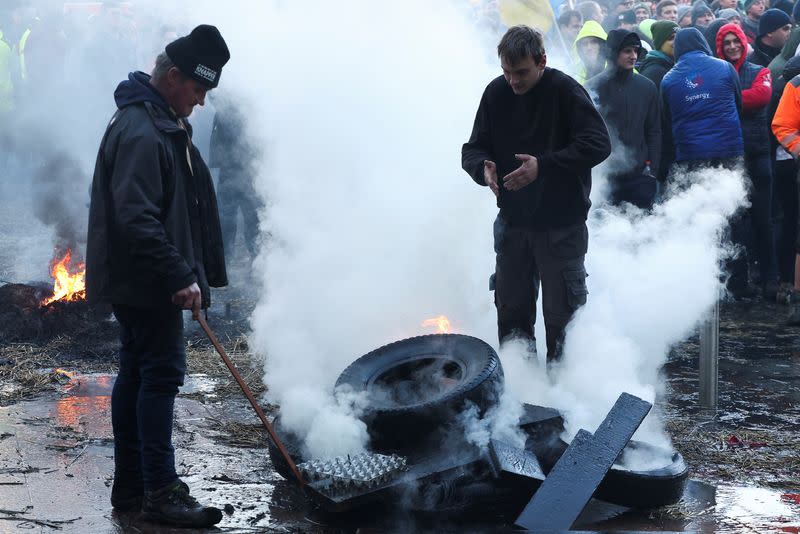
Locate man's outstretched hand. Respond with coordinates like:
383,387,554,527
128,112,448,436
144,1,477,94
484,160,499,197
503,154,539,191
172,282,201,319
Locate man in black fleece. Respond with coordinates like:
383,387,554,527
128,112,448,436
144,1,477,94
462,25,611,363
587,29,661,208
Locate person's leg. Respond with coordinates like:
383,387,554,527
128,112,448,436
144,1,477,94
240,188,261,260
493,214,539,349
534,222,589,363
136,309,222,527
789,165,800,324
775,159,798,287
216,172,238,259
746,154,777,295
133,306,186,492
110,305,144,509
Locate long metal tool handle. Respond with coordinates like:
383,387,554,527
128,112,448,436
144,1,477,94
195,315,305,486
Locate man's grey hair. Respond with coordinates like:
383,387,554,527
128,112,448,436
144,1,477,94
497,25,546,65
151,51,177,84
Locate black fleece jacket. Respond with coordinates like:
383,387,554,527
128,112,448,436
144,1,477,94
462,68,611,229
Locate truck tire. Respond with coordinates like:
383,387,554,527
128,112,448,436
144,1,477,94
335,334,503,451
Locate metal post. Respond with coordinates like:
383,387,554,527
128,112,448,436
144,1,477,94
699,299,719,412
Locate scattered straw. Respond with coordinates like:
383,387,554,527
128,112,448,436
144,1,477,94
666,419,800,488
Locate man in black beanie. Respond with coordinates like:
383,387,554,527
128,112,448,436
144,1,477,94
750,8,792,67
86,24,230,528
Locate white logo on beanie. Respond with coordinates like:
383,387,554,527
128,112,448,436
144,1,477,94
194,64,217,83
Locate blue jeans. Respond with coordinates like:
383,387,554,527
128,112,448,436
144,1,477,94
111,304,186,492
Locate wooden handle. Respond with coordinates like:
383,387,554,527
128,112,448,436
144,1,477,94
196,315,305,486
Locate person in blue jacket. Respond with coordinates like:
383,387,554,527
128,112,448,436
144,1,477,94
661,27,744,168
661,27,752,296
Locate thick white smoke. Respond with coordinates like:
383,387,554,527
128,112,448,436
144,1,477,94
238,1,500,458
501,167,748,449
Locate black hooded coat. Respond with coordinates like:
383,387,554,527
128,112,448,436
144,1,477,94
86,71,228,309
586,30,662,178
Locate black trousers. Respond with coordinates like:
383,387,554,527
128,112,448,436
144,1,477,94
773,158,798,283
493,215,589,362
744,153,776,286
111,304,186,492
217,169,261,260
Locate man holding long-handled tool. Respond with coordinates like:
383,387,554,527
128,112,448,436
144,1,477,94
86,25,230,528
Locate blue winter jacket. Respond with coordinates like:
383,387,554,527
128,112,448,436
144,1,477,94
661,28,743,162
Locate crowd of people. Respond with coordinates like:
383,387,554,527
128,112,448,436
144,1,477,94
472,0,800,325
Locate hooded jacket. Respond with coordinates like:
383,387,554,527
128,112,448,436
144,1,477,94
771,56,800,157
639,50,674,91
86,71,228,309
573,21,608,84
768,26,800,79
661,28,744,162
586,30,662,177
772,70,800,157
462,68,611,229
716,23,772,155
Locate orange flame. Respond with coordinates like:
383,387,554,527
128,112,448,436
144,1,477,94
53,368,76,379
41,249,86,306
422,315,452,334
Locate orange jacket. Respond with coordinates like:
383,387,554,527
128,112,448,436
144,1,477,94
772,75,800,157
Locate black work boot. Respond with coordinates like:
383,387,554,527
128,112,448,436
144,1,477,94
142,481,222,528
111,478,144,512
788,291,800,326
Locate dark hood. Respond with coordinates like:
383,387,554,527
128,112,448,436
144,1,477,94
783,55,800,81
703,19,728,50
114,71,171,113
674,27,713,60
605,29,642,61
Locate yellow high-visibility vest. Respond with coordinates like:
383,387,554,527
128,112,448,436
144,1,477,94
18,28,30,81
0,30,13,113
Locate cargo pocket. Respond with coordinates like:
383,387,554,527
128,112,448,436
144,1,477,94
563,268,588,310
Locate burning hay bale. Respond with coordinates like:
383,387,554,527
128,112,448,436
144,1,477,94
0,282,114,345
0,250,116,348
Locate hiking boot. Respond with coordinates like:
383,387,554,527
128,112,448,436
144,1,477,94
788,292,800,326
142,481,222,528
110,479,143,512
777,283,794,305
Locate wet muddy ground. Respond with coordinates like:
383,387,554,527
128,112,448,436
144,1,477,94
1,295,800,532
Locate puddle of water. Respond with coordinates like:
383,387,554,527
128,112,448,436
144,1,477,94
713,486,800,532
